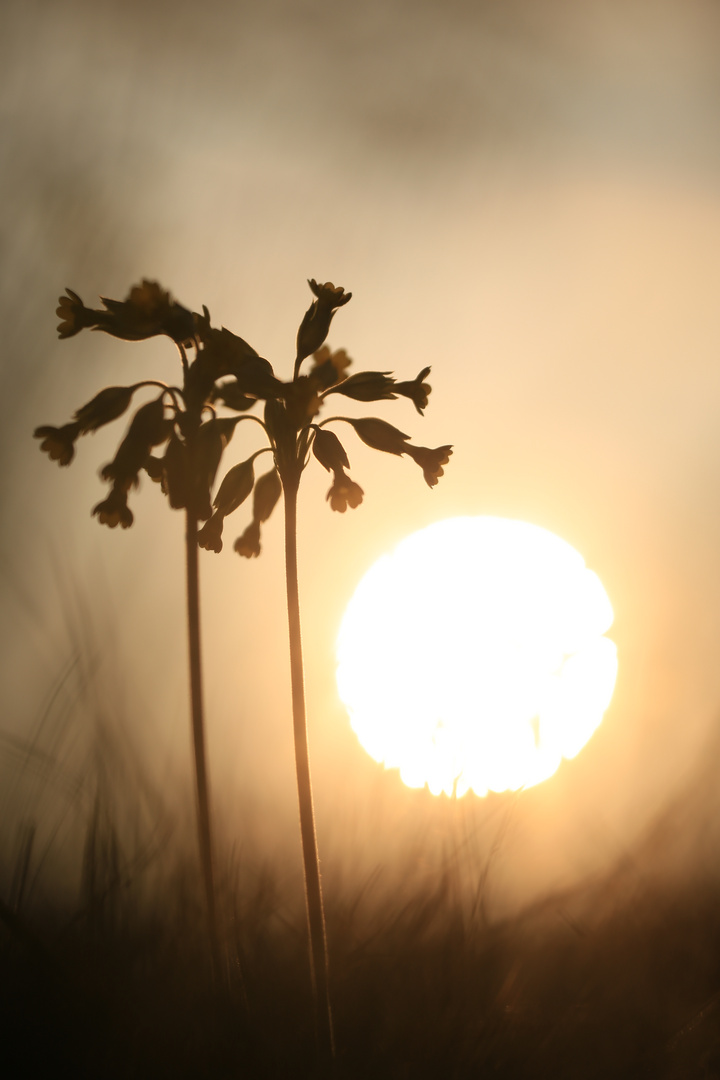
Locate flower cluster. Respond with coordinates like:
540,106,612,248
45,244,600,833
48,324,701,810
36,277,452,550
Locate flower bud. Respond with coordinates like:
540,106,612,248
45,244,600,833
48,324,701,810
347,417,410,456
74,385,136,434
324,371,396,403
213,457,255,516
252,468,282,523
312,428,350,473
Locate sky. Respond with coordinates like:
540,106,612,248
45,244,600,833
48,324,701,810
3,0,720,914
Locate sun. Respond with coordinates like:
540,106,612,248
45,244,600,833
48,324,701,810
336,517,617,797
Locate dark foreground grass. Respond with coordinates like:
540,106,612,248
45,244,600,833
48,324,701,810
2,840,720,1080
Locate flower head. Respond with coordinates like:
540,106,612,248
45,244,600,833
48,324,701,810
326,467,364,513
395,367,432,415
403,443,453,487
34,422,81,466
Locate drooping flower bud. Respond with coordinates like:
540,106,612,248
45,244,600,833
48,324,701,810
347,417,410,456
252,468,282,523
323,370,397,403
213,457,256,517
74,385,137,434
312,428,350,473
197,511,225,553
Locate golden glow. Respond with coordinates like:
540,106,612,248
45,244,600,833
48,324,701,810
336,517,617,797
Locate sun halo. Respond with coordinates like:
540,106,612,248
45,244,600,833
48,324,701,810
336,517,617,798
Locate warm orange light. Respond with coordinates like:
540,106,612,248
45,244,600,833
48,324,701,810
336,517,617,796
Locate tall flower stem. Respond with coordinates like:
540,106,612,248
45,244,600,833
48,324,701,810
185,507,222,983
283,476,335,1075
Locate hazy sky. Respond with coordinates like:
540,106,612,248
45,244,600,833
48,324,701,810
3,0,720,911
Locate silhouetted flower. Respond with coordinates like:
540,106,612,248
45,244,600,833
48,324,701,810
324,371,397,403
326,468,364,513
33,422,81,466
100,397,171,490
92,485,133,529
403,443,453,487
234,519,261,558
395,367,432,415
98,280,195,343
347,417,410,455
56,289,97,339
74,385,137,434
197,511,225,553
296,280,352,363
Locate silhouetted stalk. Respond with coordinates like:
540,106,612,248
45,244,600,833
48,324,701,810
185,506,221,982
283,474,335,1074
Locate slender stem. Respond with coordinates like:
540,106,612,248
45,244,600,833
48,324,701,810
185,507,222,983
283,477,335,1075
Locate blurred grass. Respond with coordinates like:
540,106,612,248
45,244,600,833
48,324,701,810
2,636,720,1078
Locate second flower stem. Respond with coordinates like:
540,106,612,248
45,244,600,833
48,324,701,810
185,507,222,983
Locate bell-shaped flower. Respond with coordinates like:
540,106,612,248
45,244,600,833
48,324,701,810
394,367,432,415
234,519,262,558
197,510,225,553
56,290,100,339
326,466,364,513
74,385,137,434
34,422,81,466
101,397,171,491
323,370,397,403
312,427,350,473
92,484,134,529
296,279,352,364
346,417,410,456
403,443,453,487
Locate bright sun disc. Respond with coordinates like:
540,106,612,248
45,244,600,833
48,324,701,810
336,517,617,797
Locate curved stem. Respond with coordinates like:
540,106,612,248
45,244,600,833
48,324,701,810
283,477,335,1075
185,507,222,983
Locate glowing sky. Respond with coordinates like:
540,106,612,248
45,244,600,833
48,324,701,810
3,0,720,905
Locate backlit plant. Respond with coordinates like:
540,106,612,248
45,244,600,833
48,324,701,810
35,277,452,1071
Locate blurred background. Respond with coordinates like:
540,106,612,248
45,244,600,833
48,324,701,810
3,0,720,919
